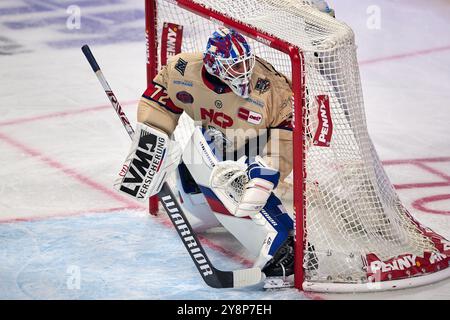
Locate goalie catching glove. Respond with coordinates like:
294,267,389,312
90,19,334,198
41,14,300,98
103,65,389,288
114,122,181,201
210,156,280,218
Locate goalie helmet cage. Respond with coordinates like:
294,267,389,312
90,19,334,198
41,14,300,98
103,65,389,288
144,0,450,292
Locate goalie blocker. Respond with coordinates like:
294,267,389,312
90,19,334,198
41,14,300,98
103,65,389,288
115,122,181,200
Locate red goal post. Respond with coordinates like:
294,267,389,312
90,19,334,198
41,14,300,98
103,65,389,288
146,0,160,216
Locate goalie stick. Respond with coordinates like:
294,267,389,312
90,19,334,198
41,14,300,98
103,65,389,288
81,44,264,289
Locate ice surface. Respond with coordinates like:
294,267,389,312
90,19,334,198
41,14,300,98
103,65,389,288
0,0,449,299
0,210,306,299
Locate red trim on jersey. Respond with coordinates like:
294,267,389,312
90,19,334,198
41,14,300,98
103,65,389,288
143,82,183,114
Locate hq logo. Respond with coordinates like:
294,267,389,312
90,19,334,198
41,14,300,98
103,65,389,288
200,108,233,129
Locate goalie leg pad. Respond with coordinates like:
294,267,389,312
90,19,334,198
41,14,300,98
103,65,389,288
179,127,294,269
260,195,293,257
253,194,294,269
114,122,181,201
175,162,221,232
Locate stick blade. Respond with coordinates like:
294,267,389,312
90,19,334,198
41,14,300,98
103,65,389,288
232,268,264,288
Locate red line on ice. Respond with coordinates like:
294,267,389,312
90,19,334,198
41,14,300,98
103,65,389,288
382,157,450,165
383,156,450,189
360,45,450,66
0,131,137,207
412,195,450,216
0,100,138,127
413,162,450,182
394,182,450,190
0,206,143,224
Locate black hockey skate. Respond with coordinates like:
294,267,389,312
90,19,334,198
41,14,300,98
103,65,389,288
262,236,295,289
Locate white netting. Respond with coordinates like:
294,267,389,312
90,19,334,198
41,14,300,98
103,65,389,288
210,161,249,203
151,0,450,289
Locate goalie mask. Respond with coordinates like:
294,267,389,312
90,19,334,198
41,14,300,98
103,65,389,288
203,27,255,98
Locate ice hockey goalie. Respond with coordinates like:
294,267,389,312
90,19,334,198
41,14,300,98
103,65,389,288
116,25,309,283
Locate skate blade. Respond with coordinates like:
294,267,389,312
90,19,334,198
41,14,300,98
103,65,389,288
263,275,295,290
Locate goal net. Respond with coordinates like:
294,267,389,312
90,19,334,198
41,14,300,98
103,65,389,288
145,0,450,292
